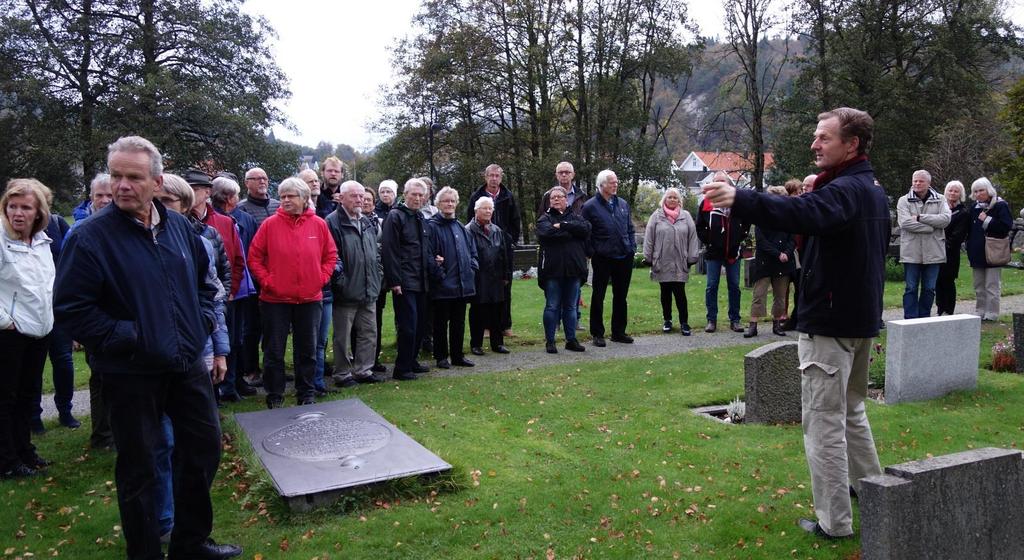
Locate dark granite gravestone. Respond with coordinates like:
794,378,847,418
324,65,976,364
744,341,801,424
1014,313,1024,373
234,398,451,512
860,447,1024,560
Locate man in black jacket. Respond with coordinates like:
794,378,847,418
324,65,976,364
54,136,241,559
381,178,432,380
466,164,521,333
703,107,886,541
582,169,636,346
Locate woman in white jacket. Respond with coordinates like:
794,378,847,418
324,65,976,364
0,179,55,479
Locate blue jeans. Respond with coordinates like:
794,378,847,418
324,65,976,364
32,322,75,421
315,299,332,391
903,263,940,319
544,277,581,343
705,259,741,323
154,415,175,537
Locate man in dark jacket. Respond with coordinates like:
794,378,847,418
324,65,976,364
54,136,241,560
236,167,280,229
328,181,385,386
582,169,636,347
466,164,521,333
315,156,344,219
697,172,749,333
539,161,588,216
381,178,432,380
703,107,886,541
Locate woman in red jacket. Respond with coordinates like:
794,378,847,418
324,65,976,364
248,177,338,408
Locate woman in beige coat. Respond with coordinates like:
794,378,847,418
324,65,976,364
644,188,701,335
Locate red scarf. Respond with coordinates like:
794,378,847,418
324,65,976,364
811,155,868,191
662,204,680,224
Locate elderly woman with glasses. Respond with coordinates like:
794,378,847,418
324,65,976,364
248,177,338,408
536,186,591,354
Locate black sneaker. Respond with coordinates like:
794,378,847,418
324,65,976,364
662,320,672,333
565,340,585,352
370,362,388,373
470,347,485,356
609,334,634,344
545,342,558,354
393,371,419,381
356,374,385,384
592,337,606,347
680,324,692,336
436,359,451,369
412,362,431,374
491,345,510,354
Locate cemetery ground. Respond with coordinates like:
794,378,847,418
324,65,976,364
6,301,1023,558
37,258,1024,393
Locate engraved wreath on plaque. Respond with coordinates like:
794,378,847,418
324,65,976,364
262,413,392,461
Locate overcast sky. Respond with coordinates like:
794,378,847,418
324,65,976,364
243,0,1024,152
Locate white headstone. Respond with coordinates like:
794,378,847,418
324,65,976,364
884,314,980,404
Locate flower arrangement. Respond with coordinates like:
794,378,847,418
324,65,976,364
991,333,1016,372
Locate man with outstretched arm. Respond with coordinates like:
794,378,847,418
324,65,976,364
702,107,886,540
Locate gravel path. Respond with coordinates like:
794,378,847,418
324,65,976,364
39,295,1021,420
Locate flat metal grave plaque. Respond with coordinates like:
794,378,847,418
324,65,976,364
234,398,451,511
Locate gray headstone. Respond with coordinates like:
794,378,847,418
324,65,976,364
743,341,801,424
234,398,451,512
860,447,1024,560
884,314,980,404
1013,313,1024,373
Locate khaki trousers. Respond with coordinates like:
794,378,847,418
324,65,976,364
332,301,378,381
798,333,882,537
972,267,1002,320
750,275,789,319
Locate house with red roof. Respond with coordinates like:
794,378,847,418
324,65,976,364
674,151,775,192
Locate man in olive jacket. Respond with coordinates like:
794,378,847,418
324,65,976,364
328,181,385,386
703,107,886,541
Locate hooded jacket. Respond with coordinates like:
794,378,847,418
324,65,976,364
248,207,337,304
327,209,382,305
466,184,521,246
427,214,478,300
897,187,951,265
382,203,432,292
0,226,54,338
730,159,889,338
54,201,216,374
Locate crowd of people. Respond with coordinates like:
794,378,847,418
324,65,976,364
1,110,1020,555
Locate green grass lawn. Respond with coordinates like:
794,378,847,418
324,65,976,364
8,320,1023,559
42,258,1024,394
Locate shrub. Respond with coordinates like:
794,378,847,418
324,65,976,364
885,258,905,282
